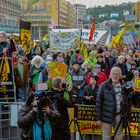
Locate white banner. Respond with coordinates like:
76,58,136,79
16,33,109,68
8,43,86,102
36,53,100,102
50,29,81,52
81,29,107,44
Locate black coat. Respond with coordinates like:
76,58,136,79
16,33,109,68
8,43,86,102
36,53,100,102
113,63,128,76
83,85,99,105
50,89,73,140
18,96,60,140
96,79,119,124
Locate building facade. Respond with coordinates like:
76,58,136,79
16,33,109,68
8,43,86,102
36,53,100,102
131,1,140,21
21,0,76,39
74,4,86,29
0,0,21,33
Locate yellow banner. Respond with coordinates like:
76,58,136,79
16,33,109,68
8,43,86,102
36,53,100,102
13,35,21,44
48,62,68,79
69,105,140,136
20,29,31,54
134,78,140,91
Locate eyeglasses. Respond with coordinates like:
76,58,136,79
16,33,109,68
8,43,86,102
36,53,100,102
111,73,121,76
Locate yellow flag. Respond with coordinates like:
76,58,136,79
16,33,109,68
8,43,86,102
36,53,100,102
109,27,126,48
43,35,47,41
80,40,88,60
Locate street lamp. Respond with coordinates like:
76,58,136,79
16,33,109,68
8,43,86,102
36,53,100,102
58,0,60,28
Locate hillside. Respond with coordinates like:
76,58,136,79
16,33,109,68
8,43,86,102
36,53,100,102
87,2,136,23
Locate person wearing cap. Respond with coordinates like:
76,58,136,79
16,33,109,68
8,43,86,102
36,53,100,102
69,60,86,96
93,64,107,86
83,75,99,105
87,50,97,69
37,55,53,89
96,54,109,75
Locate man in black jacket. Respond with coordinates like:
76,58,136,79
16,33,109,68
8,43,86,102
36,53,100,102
50,77,73,140
96,67,124,140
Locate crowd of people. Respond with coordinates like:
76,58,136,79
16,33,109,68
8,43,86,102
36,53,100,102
0,30,140,140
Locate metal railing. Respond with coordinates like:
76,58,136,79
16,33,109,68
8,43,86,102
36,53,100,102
0,102,24,140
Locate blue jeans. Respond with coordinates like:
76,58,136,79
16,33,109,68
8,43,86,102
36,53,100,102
18,87,28,102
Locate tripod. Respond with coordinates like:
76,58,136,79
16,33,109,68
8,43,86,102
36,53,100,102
68,117,83,140
112,93,132,140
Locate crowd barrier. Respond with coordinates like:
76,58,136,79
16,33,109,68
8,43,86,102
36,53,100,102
0,102,23,140
0,102,140,140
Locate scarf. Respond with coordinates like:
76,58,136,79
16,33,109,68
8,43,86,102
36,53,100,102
33,118,52,140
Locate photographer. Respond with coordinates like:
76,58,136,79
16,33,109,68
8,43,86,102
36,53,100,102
18,91,60,140
50,77,73,140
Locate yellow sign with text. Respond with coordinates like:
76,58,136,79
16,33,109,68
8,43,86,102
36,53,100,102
134,78,140,91
69,105,140,136
20,29,31,54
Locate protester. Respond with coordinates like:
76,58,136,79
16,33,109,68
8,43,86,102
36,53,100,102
96,67,128,140
29,55,44,90
81,61,92,84
69,60,86,96
92,64,107,86
114,55,128,79
83,75,98,105
13,55,29,101
0,31,11,58
96,54,108,74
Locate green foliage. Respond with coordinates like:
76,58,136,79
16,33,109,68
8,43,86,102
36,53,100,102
87,2,136,23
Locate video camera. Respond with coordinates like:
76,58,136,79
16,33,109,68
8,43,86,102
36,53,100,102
34,90,53,108
121,81,133,95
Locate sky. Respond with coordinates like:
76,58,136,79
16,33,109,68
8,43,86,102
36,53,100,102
67,0,138,8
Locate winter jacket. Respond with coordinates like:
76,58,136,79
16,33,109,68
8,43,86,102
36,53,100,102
96,79,121,124
113,62,128,76
50,89,73,140
83,85,99,105
69,69,86,95
18,96,60,140
0,42,10,58
97,72,107,86
13,62,29,88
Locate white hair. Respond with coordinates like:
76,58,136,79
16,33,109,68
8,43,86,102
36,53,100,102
31,55,43,66
111,67,122,74
81,61,90,69
118,55,125,61
0,31,6,38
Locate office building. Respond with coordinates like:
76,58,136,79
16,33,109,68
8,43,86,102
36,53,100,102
21,0,77,39
74,4,86,29
0,0,21,33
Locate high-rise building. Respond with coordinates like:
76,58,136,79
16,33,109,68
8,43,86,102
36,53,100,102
21,0,76,39
74,4,86,29
132,1,140,21
0,0,21,33
67,1,77,28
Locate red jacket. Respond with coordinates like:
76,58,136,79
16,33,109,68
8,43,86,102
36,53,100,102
86,72,107,86
97,72,107,86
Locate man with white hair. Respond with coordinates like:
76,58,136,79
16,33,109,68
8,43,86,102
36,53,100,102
96,67,124,140
113,55,128,77
29,55,44,90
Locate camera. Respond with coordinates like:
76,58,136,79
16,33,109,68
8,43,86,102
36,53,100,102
62,82,68,89
121,81,133,95
34,90,52,108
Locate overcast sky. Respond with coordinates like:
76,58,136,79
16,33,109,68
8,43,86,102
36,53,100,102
67,0,138,8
